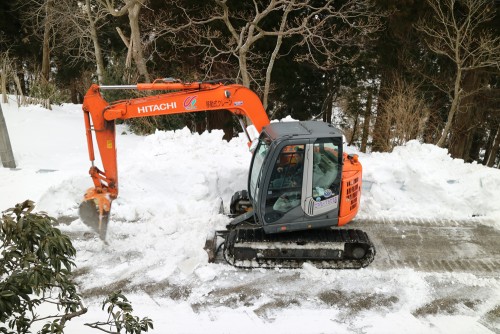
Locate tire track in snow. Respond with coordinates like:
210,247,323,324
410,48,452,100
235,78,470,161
351,217,500,276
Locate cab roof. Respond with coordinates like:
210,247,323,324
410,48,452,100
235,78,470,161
262,121,343,141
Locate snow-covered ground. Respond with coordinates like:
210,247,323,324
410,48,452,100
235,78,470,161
1,97,499,333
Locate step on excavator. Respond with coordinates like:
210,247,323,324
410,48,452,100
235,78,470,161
80,78,375,269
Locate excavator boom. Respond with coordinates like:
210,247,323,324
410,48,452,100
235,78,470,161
80,79,270,238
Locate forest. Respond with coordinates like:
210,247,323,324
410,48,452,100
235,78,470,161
0,0,499,167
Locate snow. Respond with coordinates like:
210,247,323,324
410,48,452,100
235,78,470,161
358,142,500,220
1,97,499,333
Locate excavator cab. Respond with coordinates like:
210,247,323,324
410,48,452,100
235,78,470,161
222,121,374,269
248,121,344,234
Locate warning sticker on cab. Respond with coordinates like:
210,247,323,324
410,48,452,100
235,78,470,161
314,195,338,208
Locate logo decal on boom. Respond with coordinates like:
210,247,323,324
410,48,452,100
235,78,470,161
137,102,177,114
184,96,197,110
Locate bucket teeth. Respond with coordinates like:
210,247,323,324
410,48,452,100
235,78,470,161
203,231,218,263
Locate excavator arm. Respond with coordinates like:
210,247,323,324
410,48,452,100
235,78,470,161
80,79,270,238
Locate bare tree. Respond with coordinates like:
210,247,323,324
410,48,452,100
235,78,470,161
379,77,430,150
98,0,151,82
415,0,500,147
0,52,26,106
52,0,109,84
15,0,57,82
155,0,383,110
84,0,108,84
17,0,110,85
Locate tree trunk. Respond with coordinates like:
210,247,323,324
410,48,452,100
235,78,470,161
448,71,482,160
86,0,105,84
436,67,462,147
0,104,16,168
349,110,360,146
238,49,250,88
468,130,482,163
263,38,281,111
482,123,497,165
447,106,472,159
322,75,336,124
0,61,7,104
323,91,333,124
128,1,150,83
207,110,233,141
423,96,443,144
13,73,25,106
70,80,78,104
262,2,292,111
194,114,206,135
486,124,500,167
41,0,53,82
372,74,390,152
18,70,26,95
360,90,373,153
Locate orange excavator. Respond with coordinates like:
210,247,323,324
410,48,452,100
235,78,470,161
80,78,375,269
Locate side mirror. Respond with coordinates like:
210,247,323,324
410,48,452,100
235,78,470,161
249,139,259,153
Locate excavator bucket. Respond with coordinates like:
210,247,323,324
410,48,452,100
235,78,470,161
78,188,112,240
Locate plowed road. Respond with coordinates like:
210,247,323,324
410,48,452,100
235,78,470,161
352,217,499,276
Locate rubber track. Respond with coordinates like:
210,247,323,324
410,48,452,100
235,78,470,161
223,228,376,269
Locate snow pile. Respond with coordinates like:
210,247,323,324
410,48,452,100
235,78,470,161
2,98,499,223
64,127,253,289
359,141,500,220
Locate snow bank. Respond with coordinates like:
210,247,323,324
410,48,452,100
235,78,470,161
359,141,500,220
2,98,499,223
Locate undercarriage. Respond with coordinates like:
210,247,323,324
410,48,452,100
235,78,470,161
220,227,375,269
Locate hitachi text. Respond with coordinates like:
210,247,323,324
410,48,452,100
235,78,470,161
137,102,177,113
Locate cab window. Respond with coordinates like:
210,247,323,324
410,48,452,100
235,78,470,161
265,145,305,221
249,138,270,200
312,141,340,201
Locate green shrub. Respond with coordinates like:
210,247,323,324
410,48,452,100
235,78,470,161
0,200,85,334
29,79,68,106
0,201,154,334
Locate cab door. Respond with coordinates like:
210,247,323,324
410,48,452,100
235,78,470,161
261,142,308,227
301,138,343,218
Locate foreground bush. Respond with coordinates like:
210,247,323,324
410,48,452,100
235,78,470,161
0,201,153,334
